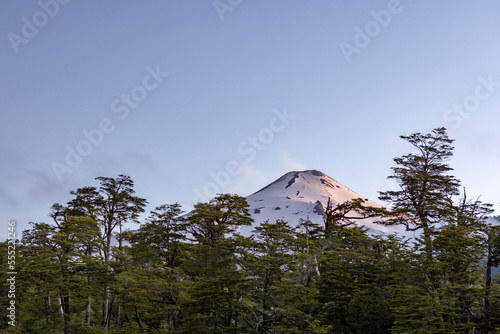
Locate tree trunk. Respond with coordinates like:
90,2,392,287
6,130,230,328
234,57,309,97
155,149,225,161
484,243,493,333
106,295,114,328
134,305,143,330
421,220,433,263
58,297,64,315
116,302,121,329
47,290,53,312
46,291,53,325
102,288,110,328
62,296,71,334
102,229,112,329
313,254,321,277
86,296,91,326
119,222,123,250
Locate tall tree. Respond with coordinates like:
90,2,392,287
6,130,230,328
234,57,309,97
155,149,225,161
66,174,147,329
239,219,325,333
317,224,394,333
187,193,253,245
378,127,460,261
117,203,189,331
483,217,500,332
127,203,187,268
430,194,491,332
181,194,252,333
379,128,494,332
20,216,101,334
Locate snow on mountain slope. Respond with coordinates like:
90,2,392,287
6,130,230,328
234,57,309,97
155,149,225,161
240,170,405,237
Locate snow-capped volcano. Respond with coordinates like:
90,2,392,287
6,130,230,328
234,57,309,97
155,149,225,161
242,170,404,236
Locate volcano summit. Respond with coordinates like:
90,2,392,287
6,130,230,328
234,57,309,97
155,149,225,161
242,170,404,236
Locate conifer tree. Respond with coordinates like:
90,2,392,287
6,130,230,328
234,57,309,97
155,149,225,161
116,203,189,331
239,219,326,333
65,174,147,329
378,127,460,262
379,128,494,332
127,203,188,268
317,225,394,333
181,194,252,333
20,216,101,334
483,217,500,332
187,193,253,245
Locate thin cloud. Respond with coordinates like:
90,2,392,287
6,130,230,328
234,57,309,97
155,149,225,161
279,152,306,171
224,152,307,197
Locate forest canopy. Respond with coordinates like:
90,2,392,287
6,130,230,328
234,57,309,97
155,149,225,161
2,128,500,334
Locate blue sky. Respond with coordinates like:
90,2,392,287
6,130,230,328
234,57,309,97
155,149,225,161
1,0,500,236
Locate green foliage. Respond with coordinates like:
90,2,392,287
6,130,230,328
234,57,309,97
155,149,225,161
238,219,321,333
187,193,253,245
317,225,394,333
15,217,104,334
127,203,188,268
376,128,498,333
179,194,252,333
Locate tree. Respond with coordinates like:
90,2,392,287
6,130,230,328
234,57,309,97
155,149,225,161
487,270,500,332
484,217,500,332
187,193,253,245
379,128,494,332
238,219,325,333
117,203,189,331
65,174,147,329
127,203,188,268
317,225,394,333
20,216,101,334
180,194,253,333
378,127,460,262
323,197,386,230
